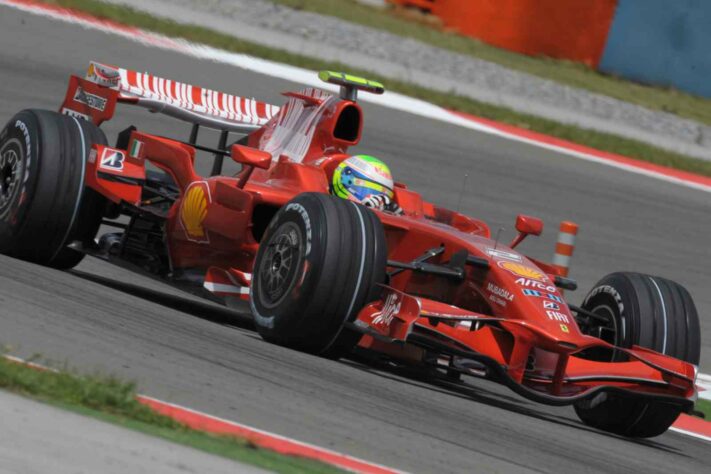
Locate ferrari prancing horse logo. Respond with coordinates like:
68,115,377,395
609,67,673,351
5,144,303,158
180,181,210,243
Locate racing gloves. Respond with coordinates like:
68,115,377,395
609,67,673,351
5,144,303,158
362,194,404,215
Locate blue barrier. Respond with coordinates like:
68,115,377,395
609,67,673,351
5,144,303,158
599,0,711,98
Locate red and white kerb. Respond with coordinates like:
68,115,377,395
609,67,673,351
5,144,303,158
552,221,578,277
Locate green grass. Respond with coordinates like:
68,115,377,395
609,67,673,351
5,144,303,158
37,0,711,177
272,0,711,127
0,356,342,474
695,399,711,420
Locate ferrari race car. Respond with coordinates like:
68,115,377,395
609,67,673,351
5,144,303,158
0,62,701,438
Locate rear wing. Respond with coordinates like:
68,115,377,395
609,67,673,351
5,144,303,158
60,62,280,133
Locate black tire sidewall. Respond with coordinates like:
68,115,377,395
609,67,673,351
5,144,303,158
582,272,699,362
581,276,632,349
251,197,324,339
0,112,42,250
250,193,386,355
576,271,700,437
0,110,107,267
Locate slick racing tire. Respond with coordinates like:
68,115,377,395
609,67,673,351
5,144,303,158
251,192,387,358
574,272,700,438
0,110,108,269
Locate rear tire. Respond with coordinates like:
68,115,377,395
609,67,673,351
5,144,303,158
574,272,700,437
250,192,387,357
0,110,108,269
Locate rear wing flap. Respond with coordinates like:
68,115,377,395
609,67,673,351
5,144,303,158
60,61,280,133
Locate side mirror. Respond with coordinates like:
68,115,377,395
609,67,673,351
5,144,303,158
509,214,543,248
232,144,272,188
515,214,543,236
231,144,271,170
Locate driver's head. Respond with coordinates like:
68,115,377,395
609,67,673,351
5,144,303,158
331,155,394,203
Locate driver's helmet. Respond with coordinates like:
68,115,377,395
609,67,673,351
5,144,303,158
331,155,394,203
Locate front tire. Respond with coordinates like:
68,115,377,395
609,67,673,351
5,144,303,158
250,193,387,357
0,110,108,269
574,272,700,438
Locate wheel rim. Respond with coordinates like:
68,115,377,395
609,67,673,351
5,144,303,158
257,221,304,309
0,139,23,219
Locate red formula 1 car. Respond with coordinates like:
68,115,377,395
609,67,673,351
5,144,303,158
0,63,701,438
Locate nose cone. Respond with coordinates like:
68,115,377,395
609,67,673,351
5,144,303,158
483,252,580,340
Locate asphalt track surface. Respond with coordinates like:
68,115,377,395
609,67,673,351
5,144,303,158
0,391,266,474
0,7,710,474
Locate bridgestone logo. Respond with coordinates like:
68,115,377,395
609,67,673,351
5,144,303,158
74,86,107,111
15,120,30,159
584,285,625,314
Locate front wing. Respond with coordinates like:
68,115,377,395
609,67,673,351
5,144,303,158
351,287,697,409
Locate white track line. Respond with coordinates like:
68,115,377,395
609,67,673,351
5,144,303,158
670,427,711,443
697,374,711,401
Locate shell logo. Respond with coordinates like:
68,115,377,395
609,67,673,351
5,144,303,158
180,182,210,243
498,261,546,281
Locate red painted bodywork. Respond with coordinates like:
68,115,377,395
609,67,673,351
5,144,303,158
63,71,697,408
